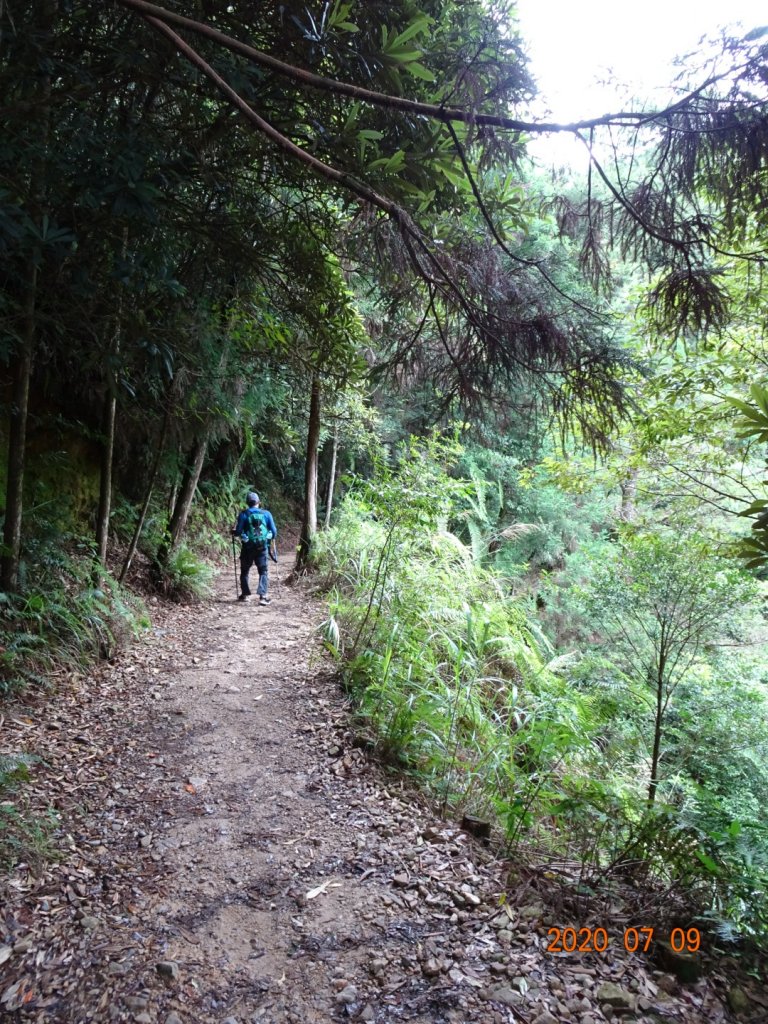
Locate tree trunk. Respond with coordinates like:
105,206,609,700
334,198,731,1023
647,658,666,805
1,0,55,592
158,431,208,564
95,229,127,573
296,375,321,569
619,467,639,522
167,469,179,519
119,403,171,582
94,385,117,570
0,268,36,592
324,424,339,529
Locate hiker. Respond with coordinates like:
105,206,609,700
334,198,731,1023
232,491,278,605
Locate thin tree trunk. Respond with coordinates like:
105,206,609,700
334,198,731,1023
296,375,321,569
167,470,179,519
95,229,127,572
158,431,209,564
647,655,666,805
1,0,55,592
95,383,118,570
324,423,338,529
619,467,639,522
1,267,36,592
119,403,171,582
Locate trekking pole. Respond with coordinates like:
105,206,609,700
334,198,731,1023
231,536,239,599
270,542,279,599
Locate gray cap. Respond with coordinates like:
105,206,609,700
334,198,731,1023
247,491,260,505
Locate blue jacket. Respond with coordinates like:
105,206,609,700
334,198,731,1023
234,506,277,544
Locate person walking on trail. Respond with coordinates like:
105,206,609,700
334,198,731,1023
233,491,278,605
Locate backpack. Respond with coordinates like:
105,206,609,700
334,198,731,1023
243,508,272,550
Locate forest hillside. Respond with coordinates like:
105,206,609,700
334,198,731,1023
1,2,768,1021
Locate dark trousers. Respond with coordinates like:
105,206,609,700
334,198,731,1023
240,543,268,597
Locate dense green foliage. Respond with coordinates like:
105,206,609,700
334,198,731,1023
316,438,768,940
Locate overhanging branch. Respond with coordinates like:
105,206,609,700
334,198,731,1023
116,0,733,137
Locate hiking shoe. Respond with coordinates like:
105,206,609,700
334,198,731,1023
259,596,271,605
237,594,250,602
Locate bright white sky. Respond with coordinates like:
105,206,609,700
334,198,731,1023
515,0,767,123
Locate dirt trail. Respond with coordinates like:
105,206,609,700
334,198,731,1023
1,562,758,1023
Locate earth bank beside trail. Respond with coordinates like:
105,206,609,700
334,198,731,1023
0,563,763,1023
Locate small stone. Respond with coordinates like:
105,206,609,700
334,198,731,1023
423,958,441,977
165,1015,184,1024
156,961,180,982
461,814,491,839
80,916,99,931
335,985,357,1005
487,985,523,1007
595,983,634,1010
727,986,750,1014
359,1006,375,1022
656,974,678,995
123,996,149,1012
654,940,701,982
519,903,544,920
534,1013,559,1024
392,873,410,887
13,938,32,953
135,1016,152,1024
221,1018,239,1024
460,888,481,906
140,835,152,849
188,776,207,790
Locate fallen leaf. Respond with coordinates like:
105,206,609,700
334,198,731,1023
305,879,342,900
1,977,34,1011
184,784,196,794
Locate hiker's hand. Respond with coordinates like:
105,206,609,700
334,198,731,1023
270,553,278,564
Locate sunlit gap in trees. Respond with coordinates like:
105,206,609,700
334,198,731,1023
514,0,767,168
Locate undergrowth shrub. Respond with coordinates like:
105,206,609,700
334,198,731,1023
158,545,214,601
314,434,768,945
0,753,56,870
314,435,602,844
0,538,147,695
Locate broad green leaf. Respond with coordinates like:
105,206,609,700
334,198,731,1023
404,61,436,82
749,382,768,417
388,16,431,48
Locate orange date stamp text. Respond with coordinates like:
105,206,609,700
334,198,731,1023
546,926,701,954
